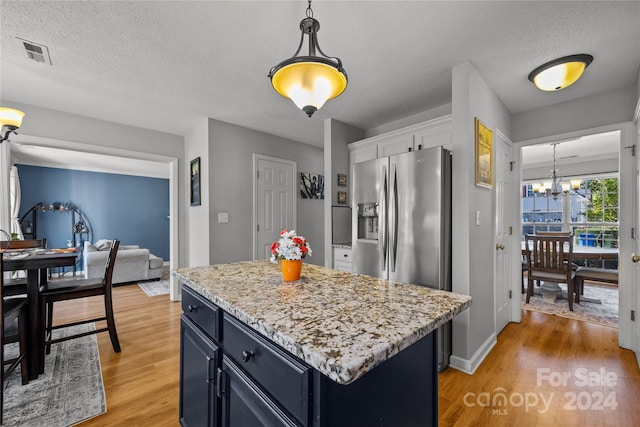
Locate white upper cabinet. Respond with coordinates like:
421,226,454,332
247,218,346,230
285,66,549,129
377,134,415,158
349,115,452,165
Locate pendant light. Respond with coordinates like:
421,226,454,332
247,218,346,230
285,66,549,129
0,107,26,143
528,54,593,91
268,0,347,117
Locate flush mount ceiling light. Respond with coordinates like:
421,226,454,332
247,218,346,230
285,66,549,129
528,54,593,91
268,0,347,117
0,107,25,143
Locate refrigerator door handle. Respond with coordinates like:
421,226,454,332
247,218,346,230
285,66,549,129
380,164,387,271
390,164,398,272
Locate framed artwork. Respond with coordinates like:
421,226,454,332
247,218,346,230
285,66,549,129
190,157,201,206
337,191,347,204
474,118,493,188
300,173,324,199
337,173,347,187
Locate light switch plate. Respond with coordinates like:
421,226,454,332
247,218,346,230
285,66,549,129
218,212,229,223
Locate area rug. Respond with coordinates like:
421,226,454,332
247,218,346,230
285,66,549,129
138,279,170,296
521,282,618,328
2,323,106,426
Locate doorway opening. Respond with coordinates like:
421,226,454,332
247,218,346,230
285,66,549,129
519,130,621,329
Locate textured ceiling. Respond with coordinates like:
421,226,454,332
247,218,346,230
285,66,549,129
1,1,639,157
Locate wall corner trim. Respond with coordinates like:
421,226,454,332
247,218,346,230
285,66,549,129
449,333,497,374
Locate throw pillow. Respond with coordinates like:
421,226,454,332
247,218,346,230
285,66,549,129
85,242,98,252
94,239,113,251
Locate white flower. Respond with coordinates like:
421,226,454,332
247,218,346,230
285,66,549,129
270,229,312,263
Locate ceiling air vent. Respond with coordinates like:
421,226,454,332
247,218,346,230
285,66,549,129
16,37,52,65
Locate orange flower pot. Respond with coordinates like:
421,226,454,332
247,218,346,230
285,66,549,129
281,259,302,281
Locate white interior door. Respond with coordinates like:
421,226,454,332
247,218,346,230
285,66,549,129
495,130,513,334
253,154,296,260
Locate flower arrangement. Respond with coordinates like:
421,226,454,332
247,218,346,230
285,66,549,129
270,229,312,263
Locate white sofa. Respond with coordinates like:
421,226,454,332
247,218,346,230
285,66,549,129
83,240,164,284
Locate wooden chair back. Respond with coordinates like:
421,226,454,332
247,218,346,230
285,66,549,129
524,233,578,310
536,231,571,236
525,234,574,275
41,239,121,354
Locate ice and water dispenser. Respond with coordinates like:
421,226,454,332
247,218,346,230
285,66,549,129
357,202,379,240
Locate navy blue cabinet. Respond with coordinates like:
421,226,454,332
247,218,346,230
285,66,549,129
179,285,438,427
180,317,220,427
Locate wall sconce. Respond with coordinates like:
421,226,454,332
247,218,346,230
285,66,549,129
0,107,26,143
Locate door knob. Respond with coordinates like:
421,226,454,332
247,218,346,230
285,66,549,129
496,244,505,250
632,253,640,263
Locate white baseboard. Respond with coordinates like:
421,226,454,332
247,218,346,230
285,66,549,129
449,332,497,375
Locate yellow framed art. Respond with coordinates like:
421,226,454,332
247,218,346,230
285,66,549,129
474,118,493,188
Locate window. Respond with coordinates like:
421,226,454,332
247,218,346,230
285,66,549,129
521,175,619,249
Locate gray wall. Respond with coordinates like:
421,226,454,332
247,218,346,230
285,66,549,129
512,85,637,142
323,119,364,265
185,117,210,267
207,119,324,266
450,62,512,371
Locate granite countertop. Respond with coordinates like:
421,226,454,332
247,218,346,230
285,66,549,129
173,260,471,385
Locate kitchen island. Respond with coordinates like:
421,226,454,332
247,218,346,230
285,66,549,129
174,260,471,427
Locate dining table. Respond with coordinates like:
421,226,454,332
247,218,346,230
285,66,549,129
521,242,618,304
2,249,78,380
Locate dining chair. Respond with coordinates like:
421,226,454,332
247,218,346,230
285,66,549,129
0,239,47,297
524,234,578,311
1,257,30,425
40,239,121,356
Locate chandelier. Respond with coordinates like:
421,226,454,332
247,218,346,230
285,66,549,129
268,0,347,117
532,143,581,200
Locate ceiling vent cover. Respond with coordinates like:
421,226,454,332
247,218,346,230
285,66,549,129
16,37,52,65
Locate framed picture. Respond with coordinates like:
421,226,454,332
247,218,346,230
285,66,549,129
300,173,324,199
474,118,493,188
190,157,201,206
337,191,347,204
337,173,347,187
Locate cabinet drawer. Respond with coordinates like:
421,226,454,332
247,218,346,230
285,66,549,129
182,286,221,343
334,248,351,262
221,356,299,427
223,314,310,426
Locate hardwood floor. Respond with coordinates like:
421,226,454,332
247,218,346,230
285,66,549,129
439,310,640,427
51,284,182,426
51,285,639,426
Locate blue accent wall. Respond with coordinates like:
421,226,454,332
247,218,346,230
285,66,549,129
17,165,169,261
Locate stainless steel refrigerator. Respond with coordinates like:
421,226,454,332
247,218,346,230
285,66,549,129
351,146,452,371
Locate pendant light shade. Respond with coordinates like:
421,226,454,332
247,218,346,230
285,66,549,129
268,1,347,117
528,54,593,91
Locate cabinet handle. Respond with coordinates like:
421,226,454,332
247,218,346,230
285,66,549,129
242,350,254,362
343,254,348,258
188,304,197,312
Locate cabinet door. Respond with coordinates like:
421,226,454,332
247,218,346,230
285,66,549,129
377,134,415,157
180,317,220,427
220,357,299,427
413,127,452,151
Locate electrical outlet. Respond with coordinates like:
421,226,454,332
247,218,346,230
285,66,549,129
218,212,229,223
